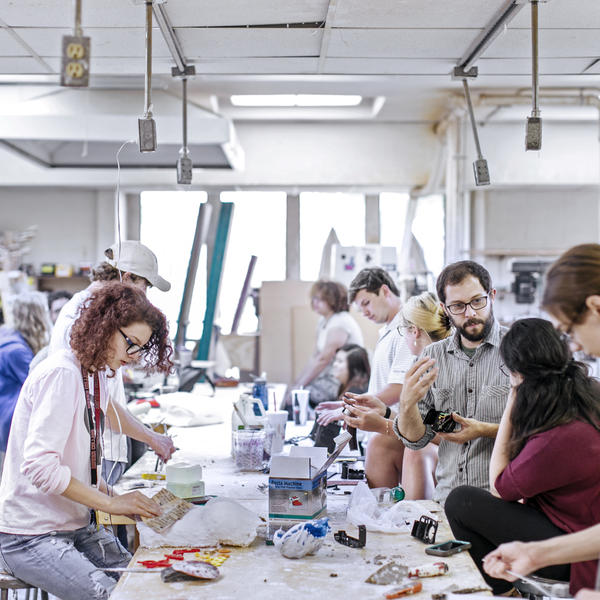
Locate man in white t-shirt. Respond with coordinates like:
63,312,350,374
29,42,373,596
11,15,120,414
50,241,174,496
347,267,414,486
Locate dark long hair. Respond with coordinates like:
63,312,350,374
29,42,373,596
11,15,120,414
336,344,370,398
500,318,600,458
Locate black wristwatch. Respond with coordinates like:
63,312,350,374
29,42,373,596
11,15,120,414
384,406,392,419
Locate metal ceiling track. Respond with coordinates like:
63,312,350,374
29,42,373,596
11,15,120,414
457,0,528,74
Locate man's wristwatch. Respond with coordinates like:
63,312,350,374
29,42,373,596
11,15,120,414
384,406,392,419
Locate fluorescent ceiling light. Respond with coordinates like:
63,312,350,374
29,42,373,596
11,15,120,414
230,94,362,107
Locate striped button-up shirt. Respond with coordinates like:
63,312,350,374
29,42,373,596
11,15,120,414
394,319,510,503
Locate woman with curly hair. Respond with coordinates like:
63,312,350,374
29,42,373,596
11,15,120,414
0,282,173,600
0,292,51,462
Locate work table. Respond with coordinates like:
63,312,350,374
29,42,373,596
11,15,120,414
109,389,490,599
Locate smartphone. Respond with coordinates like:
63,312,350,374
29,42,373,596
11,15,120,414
425,540,471,556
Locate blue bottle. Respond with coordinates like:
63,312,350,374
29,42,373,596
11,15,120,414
252,377,268,411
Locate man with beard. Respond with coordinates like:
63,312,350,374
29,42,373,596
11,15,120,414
393,260,510,503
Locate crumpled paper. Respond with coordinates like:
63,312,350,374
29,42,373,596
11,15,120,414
137,497,261,548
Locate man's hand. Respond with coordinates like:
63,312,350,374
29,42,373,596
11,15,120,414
344,393,387,416
149,432,176,462
107,491,162,518
343,404,388,434
483,541,540,582
437,413,484,444
400,358,438,409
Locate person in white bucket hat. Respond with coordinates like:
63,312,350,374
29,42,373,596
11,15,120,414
103,241,170,292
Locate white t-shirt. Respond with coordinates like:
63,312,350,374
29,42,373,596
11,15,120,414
49,285,128,463
0,350,108,534
316,311,364,352
367,311,413,394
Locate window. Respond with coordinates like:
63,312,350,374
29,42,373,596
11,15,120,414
140,191,207,342
220,191,286,334
380,192,444,279
299,192,365,281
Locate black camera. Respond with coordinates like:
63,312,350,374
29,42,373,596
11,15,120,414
423,408,457,433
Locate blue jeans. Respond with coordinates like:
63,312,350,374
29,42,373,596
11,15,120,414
0,524,131,600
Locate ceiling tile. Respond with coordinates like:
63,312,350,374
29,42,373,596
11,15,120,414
323,57,454,75
478,57,596,75
488,29,600,58
333,0,505,28
165,0,329,27
509,0,600,29
327,29,475,59
178,28,322,58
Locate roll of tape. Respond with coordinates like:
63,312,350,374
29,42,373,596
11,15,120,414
166,461,203,484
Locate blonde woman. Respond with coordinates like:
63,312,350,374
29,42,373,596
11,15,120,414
0,292,51,457
344,291,452,498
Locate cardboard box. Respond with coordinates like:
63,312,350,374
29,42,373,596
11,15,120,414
268,432,351,538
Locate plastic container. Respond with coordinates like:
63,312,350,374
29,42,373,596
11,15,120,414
233,429,266,471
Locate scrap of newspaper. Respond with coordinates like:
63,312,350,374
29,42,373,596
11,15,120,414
142,488,193,533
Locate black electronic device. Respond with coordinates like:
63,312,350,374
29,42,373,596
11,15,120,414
423,408,457,433
425,540,472,557
411,515,438,544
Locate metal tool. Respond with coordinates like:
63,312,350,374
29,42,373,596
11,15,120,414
506,570,563,597
334,525,366,548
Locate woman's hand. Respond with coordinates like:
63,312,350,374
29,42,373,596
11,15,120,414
315,401,344,412
316,408,344,426
344,392,387,416
149,432,176,462
483,541,541,582
107,491,162,518
399,358,438,409
343,404,388,434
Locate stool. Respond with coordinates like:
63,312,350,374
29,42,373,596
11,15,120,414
513,574,571,600
0,571,48,600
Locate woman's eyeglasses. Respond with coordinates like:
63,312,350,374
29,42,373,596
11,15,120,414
119,329,151,356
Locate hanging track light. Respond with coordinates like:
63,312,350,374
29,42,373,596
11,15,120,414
176,77,193,185
138,0,157,152
525,0,542,151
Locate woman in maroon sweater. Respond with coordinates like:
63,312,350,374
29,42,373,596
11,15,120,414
445,317,600,595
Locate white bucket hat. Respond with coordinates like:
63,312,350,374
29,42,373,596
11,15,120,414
104,241,171,292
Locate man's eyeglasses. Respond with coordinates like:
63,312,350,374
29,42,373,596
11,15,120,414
119,329,151,356
445,295,489,315
499,364,510,378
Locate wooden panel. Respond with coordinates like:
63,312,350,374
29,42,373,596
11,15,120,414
260,280,313,384
291,305,320,382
